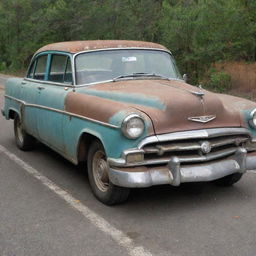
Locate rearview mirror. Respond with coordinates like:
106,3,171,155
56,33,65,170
183,74,188,83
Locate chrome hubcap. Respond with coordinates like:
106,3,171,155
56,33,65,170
92,151,109,192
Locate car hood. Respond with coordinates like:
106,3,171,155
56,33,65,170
84,79,244,134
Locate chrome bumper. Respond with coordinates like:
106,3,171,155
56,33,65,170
108,149,256,188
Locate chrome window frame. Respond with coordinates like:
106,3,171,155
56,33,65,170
72,47,184,87
31,53,49,81
25,51,75,88
25,47,182,88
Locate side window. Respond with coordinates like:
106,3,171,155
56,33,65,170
34,55,48,80
64,58,72,84
27,60,36,78
49,55,73,84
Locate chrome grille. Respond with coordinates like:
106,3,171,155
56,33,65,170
142,134,249,165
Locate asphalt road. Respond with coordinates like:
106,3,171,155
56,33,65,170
0,75,256,256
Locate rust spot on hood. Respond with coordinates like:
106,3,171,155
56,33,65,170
65,79,250,136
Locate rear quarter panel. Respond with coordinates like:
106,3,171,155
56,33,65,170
4,78,23,119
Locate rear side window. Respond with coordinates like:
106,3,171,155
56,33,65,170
34,55,48,80
49,55,72,84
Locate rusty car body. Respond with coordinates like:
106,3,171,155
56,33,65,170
2,40,256,204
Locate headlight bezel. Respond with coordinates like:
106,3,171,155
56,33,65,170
249,109,256,129
121,114,145,139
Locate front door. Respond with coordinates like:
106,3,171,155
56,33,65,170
36,53,72,153
21,54,48,138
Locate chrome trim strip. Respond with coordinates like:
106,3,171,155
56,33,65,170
71,53,76,86
205,128,251,138
109,147,238,167
122,148,144,157
138,128,251,148
24,78,73,87
73,47,172,58
5,95,26,105
4,95,119,129
138,135,158,148
143,136,248,154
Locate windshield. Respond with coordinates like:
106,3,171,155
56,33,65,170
75,49,182,85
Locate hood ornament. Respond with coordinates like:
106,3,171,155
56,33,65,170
190,91,205,98
188,115,216,123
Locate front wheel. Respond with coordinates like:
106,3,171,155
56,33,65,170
14,114,35,151
87,141,130,205
213,173,243,187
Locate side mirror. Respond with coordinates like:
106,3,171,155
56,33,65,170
183,74,188,83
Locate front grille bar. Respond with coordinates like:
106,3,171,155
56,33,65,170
143,136,248,156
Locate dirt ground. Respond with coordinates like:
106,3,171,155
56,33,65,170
215,61,256,101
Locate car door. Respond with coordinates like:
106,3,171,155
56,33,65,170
36,53,73,153
21,54,48,138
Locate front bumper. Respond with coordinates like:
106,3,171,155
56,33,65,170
108,149,256,188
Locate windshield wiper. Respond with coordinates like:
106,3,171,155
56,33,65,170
113,72,170,82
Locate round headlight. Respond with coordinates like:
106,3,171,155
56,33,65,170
122,114,145,139
251,109,256,128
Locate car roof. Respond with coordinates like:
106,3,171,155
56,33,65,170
35,40,168,54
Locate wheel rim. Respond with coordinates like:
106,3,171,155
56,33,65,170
16,118,24,144
92,150,109,192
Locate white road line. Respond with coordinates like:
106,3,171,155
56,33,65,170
248,170,256,174
0,145,153,256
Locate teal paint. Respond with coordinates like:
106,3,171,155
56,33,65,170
243,109,256,137
79,89,166,110
62,115,148,161
4,78,145,162
36,83,69,151
4,78,23,119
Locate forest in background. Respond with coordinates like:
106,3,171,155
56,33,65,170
0,0,255,90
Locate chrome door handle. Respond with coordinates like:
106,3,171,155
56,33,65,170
37,86,45,90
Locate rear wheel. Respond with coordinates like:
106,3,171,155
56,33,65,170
14,114,35,151
87,141,130,205
213,173,243,187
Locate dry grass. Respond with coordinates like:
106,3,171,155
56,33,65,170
228,90,256,102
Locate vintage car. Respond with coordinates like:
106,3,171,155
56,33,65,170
2,40,256,205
